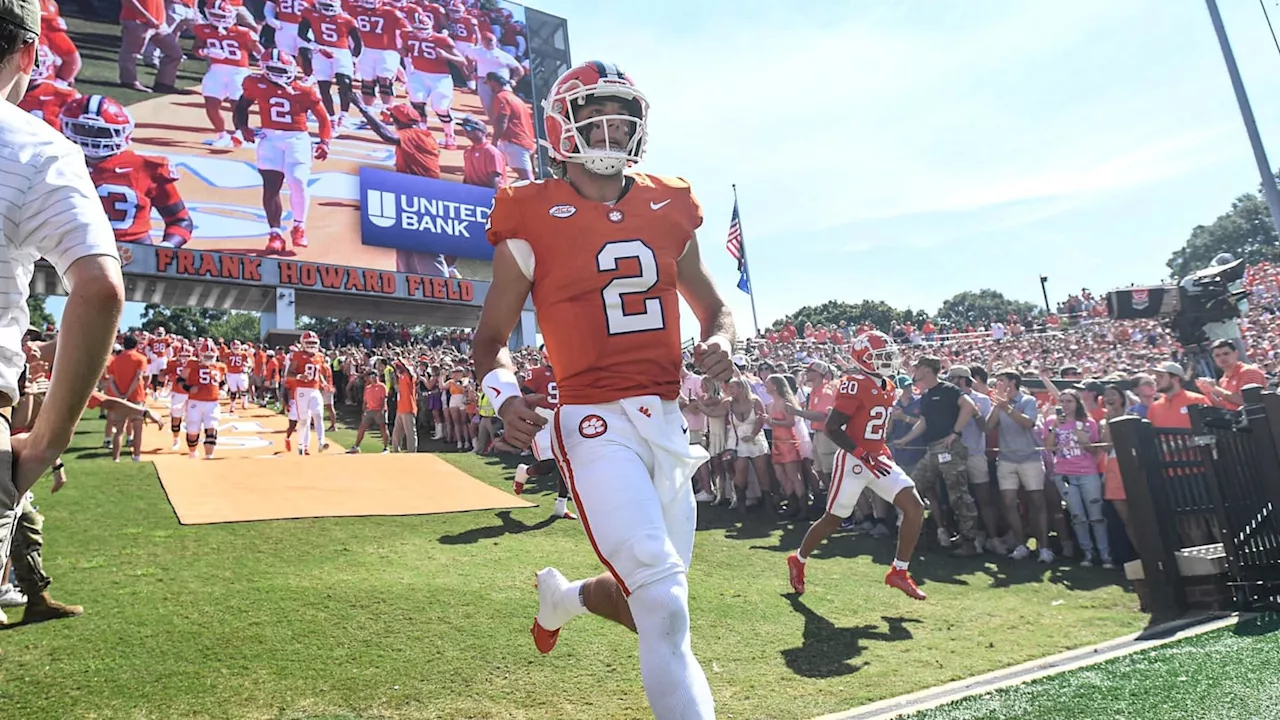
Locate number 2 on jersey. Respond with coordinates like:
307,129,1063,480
597,240,665,335
268,96,293,125
864,406,888,441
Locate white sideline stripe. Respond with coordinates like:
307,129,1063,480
812,612,1246,720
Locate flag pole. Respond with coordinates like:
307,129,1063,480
732,184,761,337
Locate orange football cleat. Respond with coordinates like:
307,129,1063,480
885,568,927,600
555,510,577,521
284,437,292,452
290,224,307,248
265,231,286,254
787,553,806,595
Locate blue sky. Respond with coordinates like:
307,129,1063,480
57,0,1280,339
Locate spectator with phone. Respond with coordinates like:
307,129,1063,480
1045,390,1112,568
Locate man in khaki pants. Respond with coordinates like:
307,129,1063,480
0,0,125,624
119,0,183,93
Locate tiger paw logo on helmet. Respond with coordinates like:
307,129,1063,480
579,415,607,439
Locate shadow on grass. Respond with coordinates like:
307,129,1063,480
436,510,559,545
780,595,921,678
1233,612,1280,637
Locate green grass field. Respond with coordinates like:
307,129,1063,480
0,409,1147,720
906,615,1280,720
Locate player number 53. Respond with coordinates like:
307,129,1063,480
597,240,665,335
198,368,212,385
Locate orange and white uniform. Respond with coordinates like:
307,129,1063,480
39,0,78,74
401,29,456,114
226,349,252,393
20,77,78,132
194,22,261,101
522,364,557,461
352,2,410,80
300,6,360,81
268,0,312,55
289,349,327,450
144,334,172,376
241,74,329,179
89,150,189,244
184,360,226,430
168,355,192,418
484,172,706,595
825,373,915,519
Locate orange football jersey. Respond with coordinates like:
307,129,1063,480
227,351,250,373
185,360,225,402
19,80,78,132
147,335,170,360
351,4,409,50
89,150,182,243
523,364,557,410
193,24,258,68
301,8,359,49
486,174,703,405
241,75,326,132
402,29,455,74
289,351,326,389
831,372,896,458
273,0,311,24
449,14,478,43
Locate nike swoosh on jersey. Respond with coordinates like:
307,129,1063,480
114,167,133,173
650,199,671,210
488,385,502,398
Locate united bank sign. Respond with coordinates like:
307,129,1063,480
358,167,496,260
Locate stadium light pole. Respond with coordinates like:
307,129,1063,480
1206,0,1280,239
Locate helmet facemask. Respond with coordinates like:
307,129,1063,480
63,115,132,159
545,83,648,176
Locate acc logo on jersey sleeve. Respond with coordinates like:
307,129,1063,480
579,415,607,439
548,204,576,218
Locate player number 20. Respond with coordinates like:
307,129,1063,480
267,96,293,125
597,240,665,335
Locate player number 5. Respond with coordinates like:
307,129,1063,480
320,24,340,43
198,368,212,385
597,240,665,335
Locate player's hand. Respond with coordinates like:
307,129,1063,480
314,141,330,161
858,451,892,478
1195,377,1218,395
693,335,734,382
11,433,59,496
497,394,547,449
240,126,256,145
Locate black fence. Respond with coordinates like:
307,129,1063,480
1111,385,1280,621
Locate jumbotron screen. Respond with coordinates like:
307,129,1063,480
47,0,568,285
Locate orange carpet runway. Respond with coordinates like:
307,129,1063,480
143,401,533,525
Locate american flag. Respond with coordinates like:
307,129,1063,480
726,200,745,273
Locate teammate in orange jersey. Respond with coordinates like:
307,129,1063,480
143,326,173,398
167,343,195,450
787,331,928,601
287,331,328,454
445,1,479,89
513,346,575,520
400,12,465,149
194,1,265,149
39,0,81,84
61,96,194,247
281,345,300,451
20,44,78,132
298,0,363,132
181,340,227,459
225,340,253,413
350,0,411,109
233,50,332,253
264,0,313,57
473,61,734,719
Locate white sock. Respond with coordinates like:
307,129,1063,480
562,579,588,615
286,173,309,223
892,559,909,571
796,553,807,564
628,575,715,719
554,497,567,515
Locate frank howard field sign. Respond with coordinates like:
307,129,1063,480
149,246,478,303
358,166,497,261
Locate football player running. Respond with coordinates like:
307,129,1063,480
182,339,227,460
288,331,328,454
193,0,264,149
515,345,575,521
473,61,734,720
298,0,363,133
61,95,194,247
19,43,78,132
233,50,332,253
786,331,928,601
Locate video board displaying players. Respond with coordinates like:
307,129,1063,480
32,0,559,283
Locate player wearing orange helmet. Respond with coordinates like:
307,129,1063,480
298,0,363,133
19,43,79,132
194,1,265,149
167,342,194,450
287,331,328,454
473,61,735,718
786,331,929,601
181,339,227,459
61,95,194,247
38,0,81,84
400,11,465,149
513,346,575,520
350,0,412,109
233,50,332,254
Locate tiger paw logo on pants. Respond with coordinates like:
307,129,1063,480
579,415,607,439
